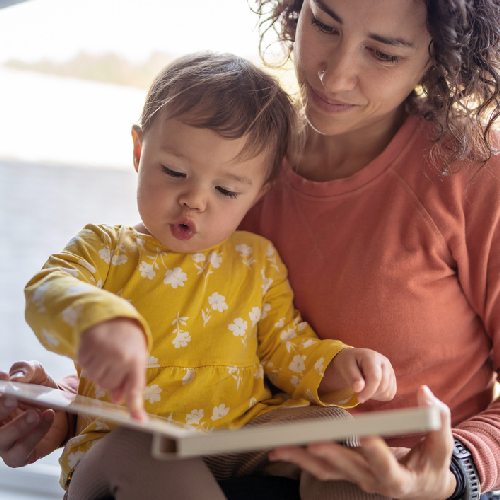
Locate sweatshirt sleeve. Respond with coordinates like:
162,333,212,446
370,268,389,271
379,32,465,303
25,224,151,360
447,162,500,491
256,241,357,408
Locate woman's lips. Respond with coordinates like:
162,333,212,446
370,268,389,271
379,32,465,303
170,218,196,241
309,85,357,114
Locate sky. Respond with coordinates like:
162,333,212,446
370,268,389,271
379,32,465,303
0,0,263,64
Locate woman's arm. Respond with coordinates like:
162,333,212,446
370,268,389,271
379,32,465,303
0,361,76,467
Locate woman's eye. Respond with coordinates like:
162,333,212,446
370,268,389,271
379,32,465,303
162,165,185,178
311,14,339,36
216,186,238,199
369,48,401,64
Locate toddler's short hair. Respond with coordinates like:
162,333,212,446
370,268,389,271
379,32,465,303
139,52,298,182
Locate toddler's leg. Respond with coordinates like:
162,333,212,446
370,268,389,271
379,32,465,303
66,426,227,500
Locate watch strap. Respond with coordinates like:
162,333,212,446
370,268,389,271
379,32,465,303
449,439,481,500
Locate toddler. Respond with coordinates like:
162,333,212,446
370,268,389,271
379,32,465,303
25,52,396,500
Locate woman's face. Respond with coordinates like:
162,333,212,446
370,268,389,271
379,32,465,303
294,0,432,138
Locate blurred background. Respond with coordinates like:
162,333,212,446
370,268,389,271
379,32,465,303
0,1,294,497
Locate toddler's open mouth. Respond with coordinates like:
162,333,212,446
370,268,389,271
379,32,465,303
170,218,196,241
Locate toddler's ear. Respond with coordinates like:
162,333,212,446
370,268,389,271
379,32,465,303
131,125,143,172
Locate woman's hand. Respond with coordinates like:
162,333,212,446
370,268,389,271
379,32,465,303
269,386,457,500
0,361,69,467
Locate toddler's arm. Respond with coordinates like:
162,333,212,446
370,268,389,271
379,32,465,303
78,317,148,420
319,348,396,403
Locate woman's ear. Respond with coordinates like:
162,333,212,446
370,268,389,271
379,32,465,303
131,125,143,172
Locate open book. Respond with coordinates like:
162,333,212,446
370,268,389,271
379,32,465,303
0,380,440,459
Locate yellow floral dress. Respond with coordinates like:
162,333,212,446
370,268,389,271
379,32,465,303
25,224,355,487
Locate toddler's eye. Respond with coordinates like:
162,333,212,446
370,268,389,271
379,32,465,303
162,165,185,178
216,186,238,199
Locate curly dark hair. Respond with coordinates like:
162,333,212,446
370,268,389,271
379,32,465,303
252,0,500,172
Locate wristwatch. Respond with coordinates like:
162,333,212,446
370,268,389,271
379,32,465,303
449,439,481,500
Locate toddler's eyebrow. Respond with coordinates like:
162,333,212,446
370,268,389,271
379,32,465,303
226,173,253,186
312,0,416,49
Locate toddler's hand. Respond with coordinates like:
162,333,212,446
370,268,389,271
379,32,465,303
327,348,397,403
77,318,148,421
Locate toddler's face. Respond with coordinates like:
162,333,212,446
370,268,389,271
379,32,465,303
132,115,270,252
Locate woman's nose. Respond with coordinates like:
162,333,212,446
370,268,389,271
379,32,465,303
319,45,358,93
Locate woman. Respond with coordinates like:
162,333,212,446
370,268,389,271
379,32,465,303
3,0,500,498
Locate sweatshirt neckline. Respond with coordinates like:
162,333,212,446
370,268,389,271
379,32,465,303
283,114,421,198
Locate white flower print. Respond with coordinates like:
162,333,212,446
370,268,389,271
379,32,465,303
41,329,59,347
66,235,81,247
228,318,247,338
297,322,307,332
314,358,325,373
32,281,50,312
266,244,279,271
192,253,206,263
228,367,242,388
249,307,261,327
93,420,110,431
290,375,301,388
182,368,195,385
302,339,316,349
67,451,85,469
95,386,106,399
255,364,264,379
173,331,191,348
111,253,127,266
65,283,94,295
261,303,271,319
139,261,157,279
96,279,103,289
249,398,257,409
62,268,79,278
306,389,317,403
235,244,252,257
202,293,228,326
186,409,204,426
144,384,162,404
208,293,228,312
280,327,297,342
207,251,222,268
78,259,96,275
147,356,160,368
62,304,82,327
261,269,273,295
172,313,190,347
336,397,352,405
235,244,255,267
275,317,286,328
98,247,111,264
211,404,230,421
164,267,187,288
289,355,306,374
281,327,298,353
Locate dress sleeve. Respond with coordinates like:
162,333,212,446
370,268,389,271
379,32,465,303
25,224,151,360
256,242,357,408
